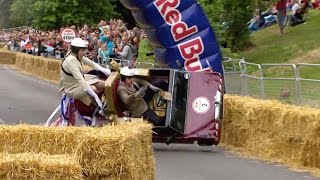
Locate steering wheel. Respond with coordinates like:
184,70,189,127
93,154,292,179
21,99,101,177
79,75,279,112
155,91,166,108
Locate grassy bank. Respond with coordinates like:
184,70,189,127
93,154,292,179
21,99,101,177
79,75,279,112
239,10,320,64
138,10,320,78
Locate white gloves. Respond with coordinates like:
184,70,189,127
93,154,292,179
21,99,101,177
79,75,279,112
149,84,161,92
100,68,111,77
85,86,103,109
135,86,148,98
92,61,111,76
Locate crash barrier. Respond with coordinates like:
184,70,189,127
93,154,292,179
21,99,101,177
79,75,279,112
223,58,320,108
1,26,30,33
0,50,16,64
0,153,82,179
101,57,158,68
223,94,320,175
15,53,61,82
0,123,155,179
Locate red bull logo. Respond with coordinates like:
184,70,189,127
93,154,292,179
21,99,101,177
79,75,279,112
154,0,198,42
154,0,208,72
120,0,223,74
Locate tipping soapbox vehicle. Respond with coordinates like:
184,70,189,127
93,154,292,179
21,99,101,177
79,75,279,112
47,66,224,146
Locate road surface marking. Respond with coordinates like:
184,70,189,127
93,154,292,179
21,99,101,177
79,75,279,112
3,65,58,89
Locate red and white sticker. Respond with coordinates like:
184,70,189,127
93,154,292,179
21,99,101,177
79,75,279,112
192,97,210,114
60,28,76,44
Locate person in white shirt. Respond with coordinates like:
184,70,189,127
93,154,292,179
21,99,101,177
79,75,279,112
289,0,305,26
19,34,30,52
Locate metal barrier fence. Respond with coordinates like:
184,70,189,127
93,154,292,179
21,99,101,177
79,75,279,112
1,26,30,33
101,58,158,69
223,58,320,108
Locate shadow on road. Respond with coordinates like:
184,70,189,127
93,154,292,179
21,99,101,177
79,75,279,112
153,143,224,153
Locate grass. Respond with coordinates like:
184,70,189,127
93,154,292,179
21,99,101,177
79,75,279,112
223,10,320,107
239,10,320,65
137,39,156,64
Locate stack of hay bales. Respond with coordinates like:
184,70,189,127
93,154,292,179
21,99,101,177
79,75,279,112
0,122,155,179
0,50,16,64
15,53,61,82
78,123,155,179
0,153,82,179
222,94,320,172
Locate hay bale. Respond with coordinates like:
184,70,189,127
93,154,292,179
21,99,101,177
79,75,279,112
15,53,27,69
0,152,82,179
0,123,155,179
222,95,320,172
0,51,16,64
13,53,61,82
76,122,155,180
0,125,88,154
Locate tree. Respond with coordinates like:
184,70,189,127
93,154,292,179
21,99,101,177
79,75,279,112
10,0,37,27
0,0,14,29
199,0,227,47
200,0,255,51
222,0,255,51
8,0,119,30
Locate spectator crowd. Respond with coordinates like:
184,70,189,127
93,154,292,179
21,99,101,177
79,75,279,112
1,0,319,62
0,19,148,67
248,0,320,32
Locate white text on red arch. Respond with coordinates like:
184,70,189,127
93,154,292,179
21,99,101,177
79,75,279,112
154,0,208,72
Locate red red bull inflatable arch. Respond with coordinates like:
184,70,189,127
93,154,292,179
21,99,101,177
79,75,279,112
120,0,224,75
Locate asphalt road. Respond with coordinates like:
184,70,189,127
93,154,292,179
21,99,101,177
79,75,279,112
0,64,319,180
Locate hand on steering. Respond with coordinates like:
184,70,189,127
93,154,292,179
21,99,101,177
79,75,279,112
149,84,161,92
136,86,148,98
101,68,111,77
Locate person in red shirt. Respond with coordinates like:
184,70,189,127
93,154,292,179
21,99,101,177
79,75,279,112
276,0,288,35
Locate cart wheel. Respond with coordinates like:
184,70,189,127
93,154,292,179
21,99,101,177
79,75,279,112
197,139,214,146
166,136,175,145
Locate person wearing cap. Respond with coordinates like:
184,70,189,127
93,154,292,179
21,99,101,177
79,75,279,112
60,38,111,109
117,66,167,126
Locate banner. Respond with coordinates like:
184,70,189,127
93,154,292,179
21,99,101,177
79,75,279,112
120,0,223,75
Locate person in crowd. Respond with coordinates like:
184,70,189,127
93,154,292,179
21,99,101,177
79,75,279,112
88,31,100,62
276,0,288,35
59,38,111,110
312,0,320,8
300,0,311,18
248,9,265,31
18,33,30,52
289,0,306,26
115,37,136,66
117,66,167,126
98,43,109,64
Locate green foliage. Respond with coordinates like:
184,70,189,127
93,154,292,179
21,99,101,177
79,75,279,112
7,0,119,30
221,0,255,52
200,0,279,52
138,39,155,63
10,0,37,27
0,0,13,29
199,0,227,46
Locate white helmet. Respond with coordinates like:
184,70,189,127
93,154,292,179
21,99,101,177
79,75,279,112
70,38,88,48
120,66,136,77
